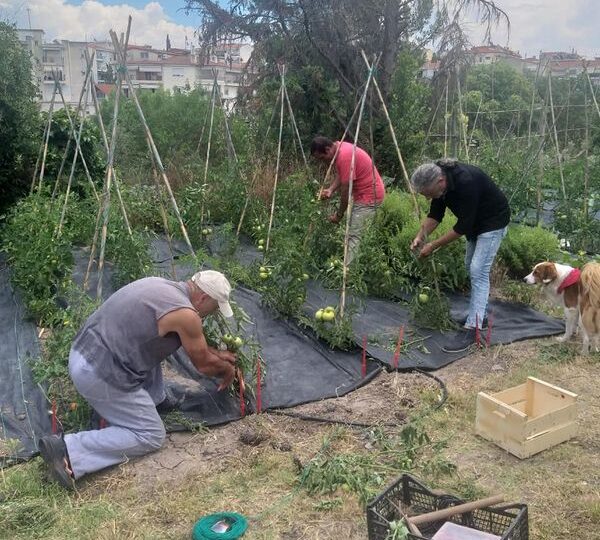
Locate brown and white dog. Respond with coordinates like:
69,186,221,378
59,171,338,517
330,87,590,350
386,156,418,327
524,262,581,342
579,262,600,354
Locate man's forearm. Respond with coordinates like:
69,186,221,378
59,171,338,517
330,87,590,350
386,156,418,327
429,229,462,250
419,217,439,238
190,348,231,378
328,175,341,194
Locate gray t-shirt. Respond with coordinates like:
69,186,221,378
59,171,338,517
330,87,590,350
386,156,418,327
73,277,193,390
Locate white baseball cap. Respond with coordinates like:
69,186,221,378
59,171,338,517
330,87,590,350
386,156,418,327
191,270,234,318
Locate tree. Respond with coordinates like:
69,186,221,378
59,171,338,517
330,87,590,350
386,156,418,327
0,22,40,211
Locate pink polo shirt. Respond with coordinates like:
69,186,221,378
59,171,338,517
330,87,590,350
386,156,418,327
335,141,385,205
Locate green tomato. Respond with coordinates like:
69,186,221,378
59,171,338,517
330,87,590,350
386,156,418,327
258,245,264,251
258,239,264,245
233,336,243,348
322,310,335,322
259,272,269,279
418,293,429,304
202,228,209,235
259,266,267,273
302,273,309,280
315,309,324,321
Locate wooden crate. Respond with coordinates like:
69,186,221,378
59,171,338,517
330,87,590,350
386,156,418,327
475,377,577,459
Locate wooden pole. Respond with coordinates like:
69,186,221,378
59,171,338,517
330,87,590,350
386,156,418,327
96,21,132,299
199,74,218,229
361,51,420,217
468,93,483,149
282,82,309,171
444,78,449,158
455,65,470,161
265,65,286,253
340,55,377,318
410,495,505,526
87,50,132,236
57,81,90,237
547,73,567,201
583,86,590,220
50,58,99,201
236,85,284,236
527,53,543,147
32,85,58,193
536,102,547,225
110,26,195,256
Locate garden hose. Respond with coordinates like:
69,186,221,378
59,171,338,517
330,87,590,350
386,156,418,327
192,512,248,540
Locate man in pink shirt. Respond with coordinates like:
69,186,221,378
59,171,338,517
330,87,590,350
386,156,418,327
310,136,385,263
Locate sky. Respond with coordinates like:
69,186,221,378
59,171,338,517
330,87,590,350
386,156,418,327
1,0,600,58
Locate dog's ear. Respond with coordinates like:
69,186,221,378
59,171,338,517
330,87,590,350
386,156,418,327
538,263,558,285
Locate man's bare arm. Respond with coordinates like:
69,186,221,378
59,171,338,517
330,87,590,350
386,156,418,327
158,308,235,390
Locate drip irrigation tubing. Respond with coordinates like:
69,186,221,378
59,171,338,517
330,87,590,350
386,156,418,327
267,368,448,429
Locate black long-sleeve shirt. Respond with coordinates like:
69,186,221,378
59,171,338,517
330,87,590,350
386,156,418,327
427,163,510,241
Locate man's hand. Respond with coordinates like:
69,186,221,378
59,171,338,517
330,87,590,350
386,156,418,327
328,213,341,224
319,187,332,200
411,234,424,252
216,349,237,365
418,242,435,258
217,362,236,391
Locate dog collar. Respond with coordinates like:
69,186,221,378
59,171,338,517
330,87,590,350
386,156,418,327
557,268,581,293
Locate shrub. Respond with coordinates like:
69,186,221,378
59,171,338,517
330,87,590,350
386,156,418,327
498,225,560,277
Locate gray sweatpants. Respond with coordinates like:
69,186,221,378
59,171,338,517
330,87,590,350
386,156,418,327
64,349,166,479
347,203,377,264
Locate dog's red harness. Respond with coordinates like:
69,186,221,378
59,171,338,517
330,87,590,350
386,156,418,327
557,268,581,293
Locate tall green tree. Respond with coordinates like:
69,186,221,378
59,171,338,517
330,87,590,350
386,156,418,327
0,22,39,211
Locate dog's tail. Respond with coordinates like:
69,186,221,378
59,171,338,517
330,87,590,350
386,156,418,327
581,262,600,308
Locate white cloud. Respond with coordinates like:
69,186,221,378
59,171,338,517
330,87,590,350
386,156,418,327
462,0,600,58
2,0,197,49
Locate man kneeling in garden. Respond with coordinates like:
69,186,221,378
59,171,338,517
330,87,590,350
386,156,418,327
38,270,237,489
410,159,510,353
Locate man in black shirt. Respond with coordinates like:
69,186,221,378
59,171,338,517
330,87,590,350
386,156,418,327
410,159,510,353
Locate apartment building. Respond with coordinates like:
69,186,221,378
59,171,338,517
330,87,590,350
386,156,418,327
17,29,253,111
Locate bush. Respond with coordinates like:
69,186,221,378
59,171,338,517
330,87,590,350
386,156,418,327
498,224,560,277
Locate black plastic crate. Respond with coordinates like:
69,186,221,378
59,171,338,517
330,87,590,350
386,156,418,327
367,474,528,540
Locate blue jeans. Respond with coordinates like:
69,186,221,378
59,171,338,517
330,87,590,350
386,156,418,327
464,227,507,329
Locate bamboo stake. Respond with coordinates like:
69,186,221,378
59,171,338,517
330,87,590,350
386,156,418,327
265,65,286,254
536,102,547,225
584,61,600,121
199,73,218,229
195,94,211,153
57,81,90,237
419,87,445,161
110,26,195,256
443,78,449,158
455,65,470,161
547,73,567,201
583,87,590,220
340,55,378,318
32,86,57,193
52,77,100,202
563,78,572,150
96,20,132,299
87,50,132,236
282,82,309,171
236,85,284,236
527,53,543,147
83,203,103,291
51,58,99,201
361,51,419,217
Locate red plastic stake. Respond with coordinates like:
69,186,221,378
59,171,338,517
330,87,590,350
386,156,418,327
256,356,262,414
361,335,367,378
239,371,246,417
393,325,405,370
486,311,494,348
99,418,107,429
475,314,481,347
51,400,57,434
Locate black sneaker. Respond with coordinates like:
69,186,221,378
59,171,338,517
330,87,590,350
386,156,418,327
458,316,489,330
156,389,184,413
38,434,75,490
442,328,478,353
